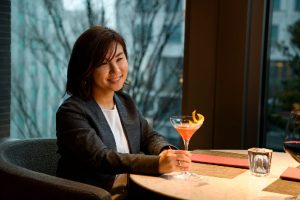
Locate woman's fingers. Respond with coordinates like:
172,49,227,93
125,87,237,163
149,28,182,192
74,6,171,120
173,150,191,171
172,149,192,157
158,149,192,173
172,150,191,162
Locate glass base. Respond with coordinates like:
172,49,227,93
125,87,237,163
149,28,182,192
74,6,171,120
161,172,186,180
161,171,206,183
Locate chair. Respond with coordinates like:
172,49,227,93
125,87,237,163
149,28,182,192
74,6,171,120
0,138,111,200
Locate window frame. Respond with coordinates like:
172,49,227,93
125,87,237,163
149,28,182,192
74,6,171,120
0,0,11,139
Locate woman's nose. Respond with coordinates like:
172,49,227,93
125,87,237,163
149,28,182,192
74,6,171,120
109,62,121,73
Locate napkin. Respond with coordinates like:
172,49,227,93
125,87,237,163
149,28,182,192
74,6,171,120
280,167,300,181
191,154,249,169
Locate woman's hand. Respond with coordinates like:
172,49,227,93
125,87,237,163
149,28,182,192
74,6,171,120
158,149,191,174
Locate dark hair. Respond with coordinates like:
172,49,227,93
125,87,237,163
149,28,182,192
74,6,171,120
66,26,128,100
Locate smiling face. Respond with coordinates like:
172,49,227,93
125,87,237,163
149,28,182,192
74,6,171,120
92,42,128,96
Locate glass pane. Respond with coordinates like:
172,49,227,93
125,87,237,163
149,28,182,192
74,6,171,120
272,0,280,11
11,0,185,146
265,0,300,150
296,0,300,11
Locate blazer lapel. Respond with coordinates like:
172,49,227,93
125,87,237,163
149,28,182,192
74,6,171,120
85,99,117,150
114,94,140,153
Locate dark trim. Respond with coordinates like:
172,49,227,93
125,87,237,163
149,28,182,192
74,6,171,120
242,0,268,148
0,0,10,138
241,0,253,148
260,0,272,147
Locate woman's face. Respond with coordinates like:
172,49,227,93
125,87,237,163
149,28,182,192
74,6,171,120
92,43,128,95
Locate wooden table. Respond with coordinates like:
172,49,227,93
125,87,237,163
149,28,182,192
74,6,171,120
129,150,299,200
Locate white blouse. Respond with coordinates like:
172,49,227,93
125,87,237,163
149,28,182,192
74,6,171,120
101,105,130,153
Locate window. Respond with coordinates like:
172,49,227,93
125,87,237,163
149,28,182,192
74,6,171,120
11,0,186,143
134,23,153,43
264,0,300,150
157,96,181,146
168,24,183,44
135,0,156,13
296,0,300,11
165,0,182,12
270,25,279,46
272,0,280,11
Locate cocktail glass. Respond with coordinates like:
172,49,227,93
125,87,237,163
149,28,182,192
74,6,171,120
169,115,203,180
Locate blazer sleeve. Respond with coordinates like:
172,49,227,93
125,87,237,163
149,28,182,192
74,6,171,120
138,111,176,155
56,97,161,175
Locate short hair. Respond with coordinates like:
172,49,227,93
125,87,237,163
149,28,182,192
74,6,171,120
66,26,128,100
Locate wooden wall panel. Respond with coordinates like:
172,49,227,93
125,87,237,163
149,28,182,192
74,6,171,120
183,0,265,149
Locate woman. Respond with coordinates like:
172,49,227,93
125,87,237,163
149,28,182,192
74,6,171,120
56,26,191,192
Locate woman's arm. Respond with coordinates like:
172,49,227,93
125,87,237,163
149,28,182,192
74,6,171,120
138,112,177,155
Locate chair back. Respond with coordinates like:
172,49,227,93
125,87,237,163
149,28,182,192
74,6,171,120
0,138,111,200
3,139,58,176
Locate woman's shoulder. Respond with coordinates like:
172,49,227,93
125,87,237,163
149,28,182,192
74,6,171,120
60,95,84,105
57,95,86,113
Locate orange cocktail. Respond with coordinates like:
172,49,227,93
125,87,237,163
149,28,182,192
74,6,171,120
170,111,204,151
175,124,199,141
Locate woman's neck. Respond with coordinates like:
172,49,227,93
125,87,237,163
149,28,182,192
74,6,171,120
93,91,115,110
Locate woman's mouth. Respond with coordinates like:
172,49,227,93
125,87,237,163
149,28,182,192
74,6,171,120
108,75,122,83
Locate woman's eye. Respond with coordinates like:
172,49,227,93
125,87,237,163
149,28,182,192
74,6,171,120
101,62,108,65
117,57,123,62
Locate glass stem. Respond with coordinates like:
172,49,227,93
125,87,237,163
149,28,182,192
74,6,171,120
182,139,191,179
183,139,190,151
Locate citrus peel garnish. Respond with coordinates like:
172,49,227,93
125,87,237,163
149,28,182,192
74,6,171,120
189,110,204,125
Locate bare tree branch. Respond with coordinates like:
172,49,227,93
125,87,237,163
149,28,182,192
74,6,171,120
43,0,72,54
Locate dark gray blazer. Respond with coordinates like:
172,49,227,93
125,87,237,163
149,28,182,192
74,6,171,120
56,91,172,189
